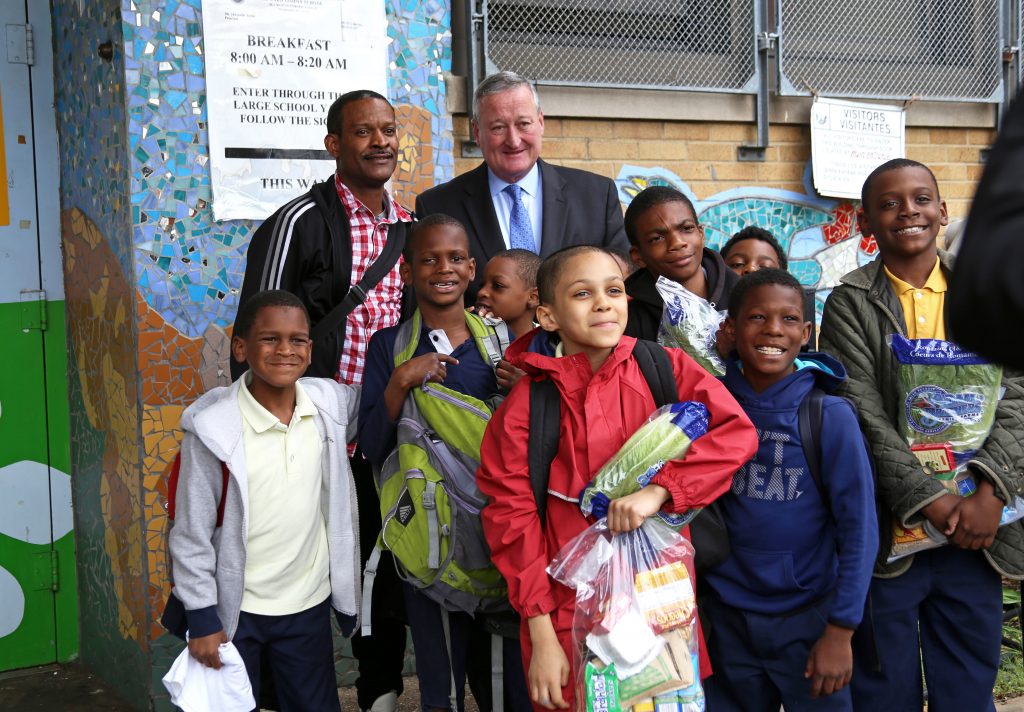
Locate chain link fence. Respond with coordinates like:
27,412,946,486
480,0,1018,104
778,0,1003,102
482,0,758,92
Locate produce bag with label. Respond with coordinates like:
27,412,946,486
887,334,1023,561
549,518,704,712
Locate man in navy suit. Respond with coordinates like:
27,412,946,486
416,71,629,305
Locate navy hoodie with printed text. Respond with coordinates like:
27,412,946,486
705,353,878,628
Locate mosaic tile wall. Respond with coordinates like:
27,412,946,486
110,0,454,707
51,0,153,708
616,162,876,324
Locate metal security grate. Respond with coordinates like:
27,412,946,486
483,0,758,92
778,0,1002,102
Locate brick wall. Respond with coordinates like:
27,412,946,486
451,116,994,220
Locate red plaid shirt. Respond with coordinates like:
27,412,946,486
335,173,410,386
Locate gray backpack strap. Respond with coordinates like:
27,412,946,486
479,317,510,368
441,609,459,712
360,546,383,636
491,634,505,712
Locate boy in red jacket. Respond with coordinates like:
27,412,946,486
478,245,757,711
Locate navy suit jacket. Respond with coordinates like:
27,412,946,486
415,159,629,304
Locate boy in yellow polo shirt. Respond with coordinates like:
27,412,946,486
820,159,1024,711
169,289,361,711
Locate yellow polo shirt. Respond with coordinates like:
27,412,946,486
237,375,329,615
884,259,947,340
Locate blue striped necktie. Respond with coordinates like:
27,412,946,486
503,184,537,253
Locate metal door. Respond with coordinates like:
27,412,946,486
0,1,78,671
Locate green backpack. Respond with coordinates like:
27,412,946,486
374,308,510,616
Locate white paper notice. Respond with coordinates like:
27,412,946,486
202,0,388,221
810,97,905,200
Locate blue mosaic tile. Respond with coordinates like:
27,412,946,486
121,0,454,338
615,164,870,319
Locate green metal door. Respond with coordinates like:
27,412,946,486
0,1,78,670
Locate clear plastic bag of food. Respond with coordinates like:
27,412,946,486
655,276,726,376
886,334,1023,561
579,402,709,529
549,518,704,712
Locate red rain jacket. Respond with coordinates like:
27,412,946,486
478,333,757,692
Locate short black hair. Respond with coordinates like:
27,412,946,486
234,290,310,338
403,214,468,260
727,268,804,318
536,245,611,305
490,248,542,288
326,90,391,134
624,186,698,246
860,158,940,208
720,226,788,269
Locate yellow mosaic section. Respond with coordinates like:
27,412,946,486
63,207,146,648
143,404,184,641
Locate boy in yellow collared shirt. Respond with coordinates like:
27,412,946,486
882,260,946,339
169,290,362,712
820,159,1024,711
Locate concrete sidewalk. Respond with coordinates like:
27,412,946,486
0,662,1022,711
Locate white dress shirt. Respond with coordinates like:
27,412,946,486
487,163,544,251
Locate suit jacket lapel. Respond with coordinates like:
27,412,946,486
464,164,506,262
538,160,568,257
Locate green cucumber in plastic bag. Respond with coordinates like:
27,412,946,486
579,402,710,529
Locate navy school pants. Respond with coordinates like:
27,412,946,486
851,546,1002,712
233,598,341,712
702,593,852,711
402,583,532,712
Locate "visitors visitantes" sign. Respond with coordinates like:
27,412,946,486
810,97,906,200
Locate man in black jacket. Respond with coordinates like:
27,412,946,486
234,89,411,712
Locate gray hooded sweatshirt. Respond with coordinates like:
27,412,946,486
168,376,361,638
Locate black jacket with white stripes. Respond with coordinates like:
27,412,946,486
232,175,415,380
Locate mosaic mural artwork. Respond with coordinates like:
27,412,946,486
116,0,455,705
616,163,878,322
50,0,151,704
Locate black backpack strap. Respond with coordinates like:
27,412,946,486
798,387,828,506
528,379,562,529
632,339,677,407
310,220,410,345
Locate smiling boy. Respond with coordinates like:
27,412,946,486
169,290,361,711
359,214,529,712
702,269,876,712
477,245,757,711
819,159,1024,710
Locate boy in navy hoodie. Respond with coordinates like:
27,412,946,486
702,269,878,711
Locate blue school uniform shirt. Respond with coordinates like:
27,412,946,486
705,352,878,629
358,318,499,469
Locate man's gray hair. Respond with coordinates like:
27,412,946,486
472,71,542,123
